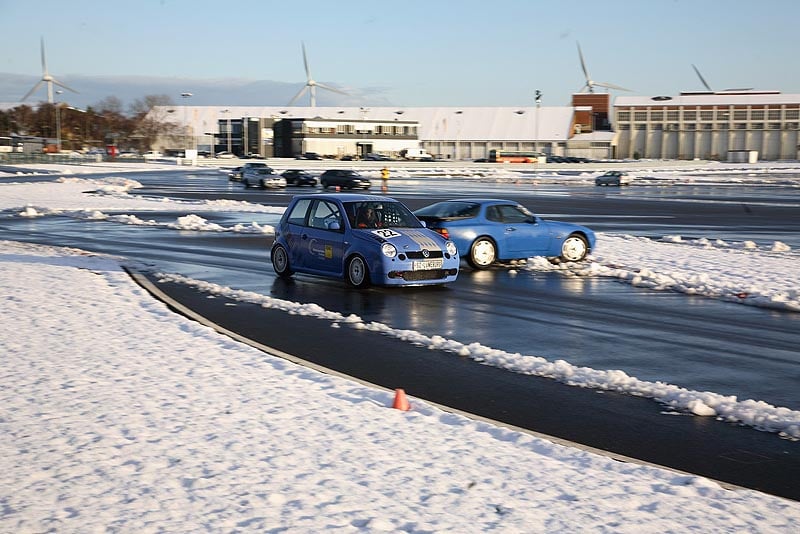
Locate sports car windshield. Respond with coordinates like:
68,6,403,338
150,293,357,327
414,201,481,219
345,201,423,229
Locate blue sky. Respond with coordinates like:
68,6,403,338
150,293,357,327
2,0,798,107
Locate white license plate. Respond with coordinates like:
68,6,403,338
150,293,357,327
412,259,443,271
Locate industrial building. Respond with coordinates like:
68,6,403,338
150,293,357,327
150,90,800,162
614,91,800,161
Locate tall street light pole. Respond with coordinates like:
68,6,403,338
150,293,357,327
180,92,192,152
534,90,542,176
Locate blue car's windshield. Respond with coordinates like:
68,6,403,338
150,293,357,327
345,201,423,229
414,201,480,219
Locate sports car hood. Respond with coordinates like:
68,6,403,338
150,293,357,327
356,227,447,252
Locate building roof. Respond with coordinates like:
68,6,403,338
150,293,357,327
614,91,800,107
152,105,576,142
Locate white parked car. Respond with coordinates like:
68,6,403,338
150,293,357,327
242,166,286,188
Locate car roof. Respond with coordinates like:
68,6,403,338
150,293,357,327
292,193,395,203
439,198,518,205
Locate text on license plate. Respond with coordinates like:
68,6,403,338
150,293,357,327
412,259,443,271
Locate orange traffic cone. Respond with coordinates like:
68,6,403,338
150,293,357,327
392,388,410,411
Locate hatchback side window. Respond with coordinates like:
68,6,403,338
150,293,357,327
286,198,313,226
309,200,343,232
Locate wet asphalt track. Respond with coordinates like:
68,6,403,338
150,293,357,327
2,166,799,500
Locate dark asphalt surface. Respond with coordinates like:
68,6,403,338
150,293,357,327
135,270,800,502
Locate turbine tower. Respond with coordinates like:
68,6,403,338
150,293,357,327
576,42,630,93
22,37,79,104
287,42,348,107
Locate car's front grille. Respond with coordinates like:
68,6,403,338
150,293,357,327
404,250,444,259
398,269,452,281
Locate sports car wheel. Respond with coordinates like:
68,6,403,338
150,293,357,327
346,255,370,288
560,234,589,262
271,244,293,278
468,237,496,269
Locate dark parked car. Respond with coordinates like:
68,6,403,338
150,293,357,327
319,169,371,190
414,199,596,269
228,166,243,181
271,193,459,288
595,170,632,186
281,169,318,187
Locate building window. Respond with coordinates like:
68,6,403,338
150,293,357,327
618,124,630,130
717,110,730,120
768,110,782,120
650,112,663,121
734,110,748,120
751,110,764,120
786,110,800,120
635,124,646,130
768,123,781,130
700,111,713,121
685,123,696,130
652,123,663,131
752,123,764,130
667,111,679,121
634,112,648,121
702,123,713,130
718,123,729,130
617,111,630,121
735,123,747,129
683,111,696,120
788,123,799,130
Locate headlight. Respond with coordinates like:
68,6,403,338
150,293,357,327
446,241,457,255
381,243,397,258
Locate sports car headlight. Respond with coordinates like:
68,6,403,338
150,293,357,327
445,241,457,256
381,243,397,258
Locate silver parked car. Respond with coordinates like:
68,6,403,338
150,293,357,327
595,170,633,186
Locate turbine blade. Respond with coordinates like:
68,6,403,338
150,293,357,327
302,42,311,80
41,36,48,74
315,82,349,96
52,78,79,94
21,80,44,101
594,81,632,92
288,85,309,106
692,64,712,91
577,42,590,81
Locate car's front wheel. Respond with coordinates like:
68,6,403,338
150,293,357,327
346,255,370,288
560,234,589,262
272,244,293,278
468,237,496,269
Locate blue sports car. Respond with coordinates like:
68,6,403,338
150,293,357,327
414,199,596,269
271,194,459,288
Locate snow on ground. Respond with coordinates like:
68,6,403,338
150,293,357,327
2,239,799,532
1,163,799,530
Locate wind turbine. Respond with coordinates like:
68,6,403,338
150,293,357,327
287,42,348,107
22,37,79,104
576,42,631,93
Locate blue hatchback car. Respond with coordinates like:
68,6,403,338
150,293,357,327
414,199,596,269
271,194,459,288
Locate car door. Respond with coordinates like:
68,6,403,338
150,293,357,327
489,204,551,257
283,198,314,267
301,199,346,275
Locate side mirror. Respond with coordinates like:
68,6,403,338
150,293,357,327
420,220,427,228
327,221,341,231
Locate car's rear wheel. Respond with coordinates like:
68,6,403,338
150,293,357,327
468,237,496,269
560,234,589,262
346,255,370,288
272,244,293,278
